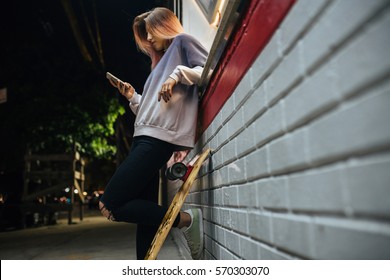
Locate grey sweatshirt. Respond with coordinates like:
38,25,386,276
128,33,208,149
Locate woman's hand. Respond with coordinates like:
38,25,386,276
109,79,135,100
158,77,177,102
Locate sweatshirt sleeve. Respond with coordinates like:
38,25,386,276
128,91,142,114
169,65,203,85
168,34,208,86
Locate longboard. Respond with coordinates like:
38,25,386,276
144,148,211,260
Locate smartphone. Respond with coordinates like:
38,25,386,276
106,72,123,87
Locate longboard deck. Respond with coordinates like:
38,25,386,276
144,148,211,260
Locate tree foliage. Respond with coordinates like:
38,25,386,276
0,0,166,192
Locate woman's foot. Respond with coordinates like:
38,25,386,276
182,209,203,260
99,201,115,221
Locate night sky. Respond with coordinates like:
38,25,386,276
0,0,168,91
0,0,170,191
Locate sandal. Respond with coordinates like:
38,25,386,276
99,201,115,221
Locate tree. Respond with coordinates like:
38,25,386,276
0,0,166,192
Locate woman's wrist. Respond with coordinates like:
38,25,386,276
121,83,135,100
127,90,135,101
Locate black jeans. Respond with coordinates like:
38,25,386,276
100,136,180,259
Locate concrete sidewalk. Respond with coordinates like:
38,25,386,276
0,214,185,260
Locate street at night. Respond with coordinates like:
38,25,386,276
0,209,182,260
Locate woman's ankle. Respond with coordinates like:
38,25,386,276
177,211,191,229
99,201,115,221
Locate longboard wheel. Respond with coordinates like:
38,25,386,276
165,162,188,180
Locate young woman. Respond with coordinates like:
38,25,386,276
99,7,208,260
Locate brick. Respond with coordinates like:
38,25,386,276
288,166,345,212
217,124,229,147
197,160,210,178
204,221,224,245
199,172,211,191
228,209,241,233
342,154,390,217
209,135,219,154
242,84,268,126
303,0,388,72
211,207,221,225
234,73,253,108
220,95,235,125
185,193,193,204
210,240,221,259
221,138,236,164
216,225,226,244
212,188,223,206
219,208,231,228
268,128,309,174
222,186,239,207
240,237,260,260
265,42,304,106
312,217,390,259
228,157,246,184
204,123,212,139
203,220,213,237
279,0,330,54
248,211,272,243
236,123,256,158
224,230,241,255
272,214,315,258
198,132,207,148
251,30,282,86
245,146,269,180
193,192,202,204
212,149,223,170
309,83,390,164
334,8,390,99
203,206,212,221
236,210,249,235
227,108,244,139
257,177,289,210
284,60,339,130
259,244,295,260
212,112,223,136
254,102,285,147
204,250,215,260
220,246,235,259
200,190,209,205
212,166,229,188
237,182,257,208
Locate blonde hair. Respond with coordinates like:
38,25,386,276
133,7,184,69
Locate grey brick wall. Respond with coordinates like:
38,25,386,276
177,0,390,259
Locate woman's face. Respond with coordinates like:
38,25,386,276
147,32,166,52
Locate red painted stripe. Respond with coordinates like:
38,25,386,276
198,0,296,136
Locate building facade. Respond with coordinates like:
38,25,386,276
171,0,390,260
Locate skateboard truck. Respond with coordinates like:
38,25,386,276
165,162,194,181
